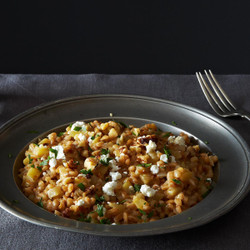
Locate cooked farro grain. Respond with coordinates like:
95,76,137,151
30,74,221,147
19,120,218,224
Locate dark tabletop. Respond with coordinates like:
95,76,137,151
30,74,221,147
0,74,250,250
1,1,250,74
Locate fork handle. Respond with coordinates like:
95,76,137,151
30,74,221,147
241,114,250,121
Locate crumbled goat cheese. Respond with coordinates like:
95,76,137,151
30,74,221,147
160,154,168,163
110,171,122,181
78,133,86,142
75,199,85,206
49,145,66,160
102,181,117,196
150,164,159,174
49,158,57,169
174,136,185,146
168,136,175,144
123,171,128,174
71,121,86,131
100,154,110,162
109,159,120,171
146,140,157,154
140,184,156,197
170,155,176,162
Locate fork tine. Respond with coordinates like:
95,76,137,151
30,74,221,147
208,70,237,110
196,72,224,115
197,72,227,112
204,70,233,111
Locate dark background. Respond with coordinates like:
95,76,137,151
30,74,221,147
1,1,250,74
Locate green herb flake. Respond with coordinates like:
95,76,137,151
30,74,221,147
202,189,211,199
96,204,104,217
138,209,147,215
80,169,93,175
163,146,171,157
91,135,95,140
28,154,33,164
163,132,171,138
115,121,128,128
147,211,154,219
172,179,181,185
49,148,58,158
95,195,105,204
78,214,91,223
27,130,39,134
73,126,82,131
88,122,93,128
101,148,109,155
134,184,141,192
188,216,192,220
8,153,13,158
100,218,111,224
37,198,43,208
171,121,177,126
12,200,20,204
138,163,152,168
37,166,42,172
69,123,73,128
57,132,65,137
204,140,209,144
105,177,110,182
77,183,86,191
119,200,126,204
88,146,93,152
30,164,35,168
40,159,49,166
132,132,136,136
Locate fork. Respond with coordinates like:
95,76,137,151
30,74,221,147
196,70,250,121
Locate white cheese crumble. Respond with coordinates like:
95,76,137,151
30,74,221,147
71,121,86,131
78,133,86,142
102,181,117,196
109,159,120,171
146,140,157,154
160,154,168,163
170,155,176,162
100,154,110,162
168,136,175,144
150,164,159,174
174,136,185,146
49,145,66,160
49,158,57,169
140,184,156,197
103,207,106,215
75,199,85,206
110,171,122,181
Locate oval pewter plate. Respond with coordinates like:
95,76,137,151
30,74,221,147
0,94,250,236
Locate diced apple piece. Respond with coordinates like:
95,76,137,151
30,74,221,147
27,167,41,182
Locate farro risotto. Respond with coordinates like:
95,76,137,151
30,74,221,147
19,120,218,225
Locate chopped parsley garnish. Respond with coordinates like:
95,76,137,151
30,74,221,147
119,200,126,204
37,166,42,172
163,146,171,157
96,204,104,217
80,169,93,175
91,135,95,140
69,123,73,128
49,148,58,158
105,177,110,182
74,160,80,165
40,159,49,166
88,146,93,152
163,132,171,138
57,132,65,137
202,189,211,198
138,209,147,215
88,122,93,128
95,195,105,204
12,200,20,204
30,164,35,168
101,148,109,155
27,130,39,134
115,121,128,128
100,157,112,166
28,154,33,164
37,198,43,208
78,213,91,222
8,153,13,158
147,211,154,219
137,163,152,168
172,179,181,185
73,126,82,131
133,184,141,192
171,121,177,126
132,132,137,136
100,218,111,224
77,183,86,191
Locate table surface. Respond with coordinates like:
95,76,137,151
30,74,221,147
1,1,250,74
0,74,250,250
